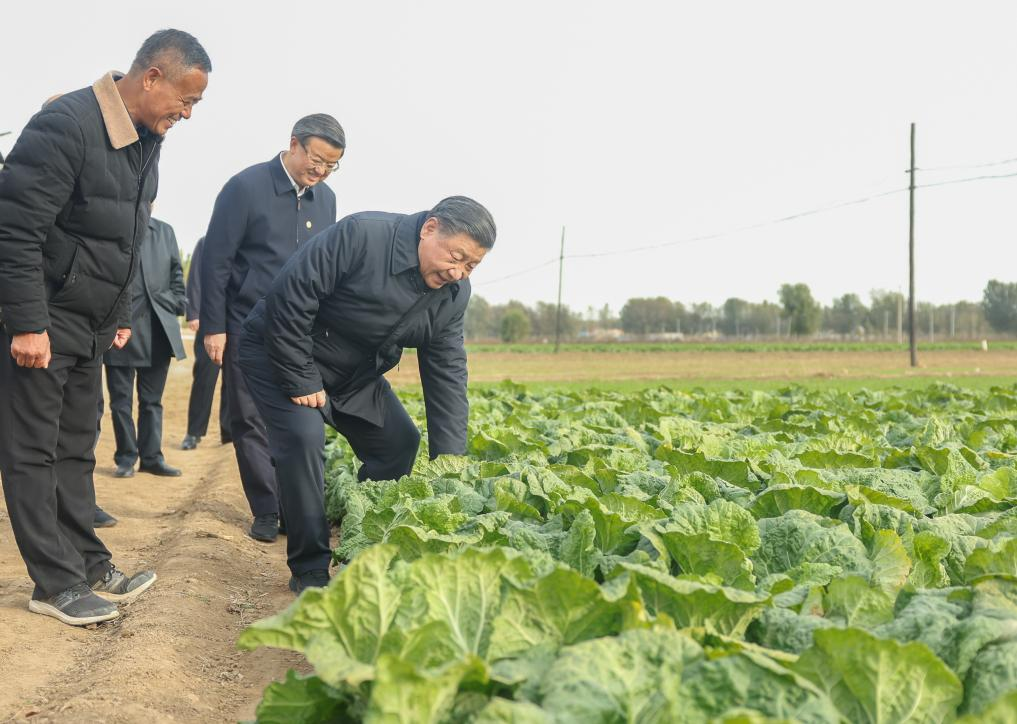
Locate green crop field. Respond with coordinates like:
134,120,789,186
239,381,1017,723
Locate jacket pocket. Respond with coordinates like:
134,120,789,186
48,243,82,303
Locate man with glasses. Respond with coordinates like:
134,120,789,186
200,114,343,543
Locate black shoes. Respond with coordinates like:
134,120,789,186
181,434,200,450
138,460,182,477
94,506,118,528
250,513,279,542
90,565,157,603
288,569,330,595
29,583,119,626
113,463,135,478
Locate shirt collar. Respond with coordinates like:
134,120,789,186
92,71,139,150
270,153,314,199
391,211,460,300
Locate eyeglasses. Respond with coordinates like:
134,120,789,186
300,141,341,174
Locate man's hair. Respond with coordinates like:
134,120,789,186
292,114,346,150
429,196,497,250
130,29,212,77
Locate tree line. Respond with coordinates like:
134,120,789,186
466,280,1017,342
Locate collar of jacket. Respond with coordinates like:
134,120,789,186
269,155,316,199
391,211,460,301
92,71,140,150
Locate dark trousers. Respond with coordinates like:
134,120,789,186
239,333,420,575
224,330,278,517
0,332,112,596
186,327,230,440
105,327,172,467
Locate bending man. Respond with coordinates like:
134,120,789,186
239,196,494,593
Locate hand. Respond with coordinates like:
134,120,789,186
111,328,132,350
187,319,199,332
204,332,227,366
11,331,51,369
290,390,327,408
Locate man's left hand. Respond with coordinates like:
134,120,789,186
291,390,327,408
111,328,132,350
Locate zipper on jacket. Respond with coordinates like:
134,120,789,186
96,141,155,333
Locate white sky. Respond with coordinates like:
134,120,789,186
3,1,1016,314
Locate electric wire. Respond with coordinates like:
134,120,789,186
474,165,1017,287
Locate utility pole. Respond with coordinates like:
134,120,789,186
554,226,565,353
908,123,918,367
883,310,889,338
950,305,956,338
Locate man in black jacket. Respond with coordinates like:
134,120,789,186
200,114,343,544
181,236,230,451
0,30,210,626
239,196,495,593
103,215,187,478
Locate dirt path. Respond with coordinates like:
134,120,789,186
0,361,304,723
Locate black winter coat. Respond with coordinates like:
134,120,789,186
0,73,161,359
104,217,186,367
243,211,471,456
199,157,337,335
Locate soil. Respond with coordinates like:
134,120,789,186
388,348,1017,385
0,360,307,723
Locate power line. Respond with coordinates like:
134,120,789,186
917,169,1017,189
474,258,559,286
472,164,1017,287
918,156,1017,173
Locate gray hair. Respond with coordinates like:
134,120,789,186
429,196,497,250
292,114,346,150
131,29,212,76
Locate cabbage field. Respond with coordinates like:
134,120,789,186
239,382,1017,723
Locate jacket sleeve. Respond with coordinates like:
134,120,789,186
199,178,248,334
185,238,203,321
168,227,186,316
0,111,84,334
263,221,355,398
418,300,470,457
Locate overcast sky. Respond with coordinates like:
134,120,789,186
3,1,1015,314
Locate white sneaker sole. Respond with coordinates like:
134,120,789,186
28,599,120,626
93,572,158,603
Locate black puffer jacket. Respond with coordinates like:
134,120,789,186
0,73,161,358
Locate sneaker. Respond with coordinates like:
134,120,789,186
29,583,119,626
288,569,330,595
94,506,118,528
181,434,201,450
90,565,157,603
250,513,279,543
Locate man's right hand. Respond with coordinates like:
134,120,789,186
11,331,52,369
187,319,199,332
204,332,227,366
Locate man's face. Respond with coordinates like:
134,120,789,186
138,66,208,135
287,136,344,188
417,217,488,289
